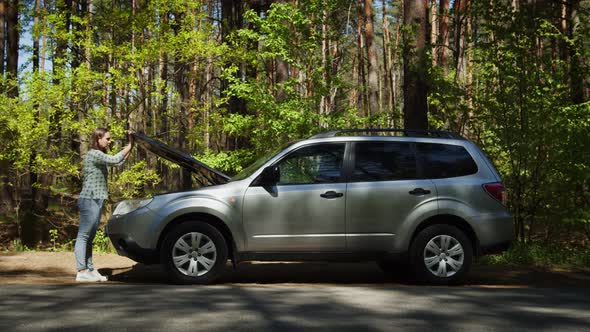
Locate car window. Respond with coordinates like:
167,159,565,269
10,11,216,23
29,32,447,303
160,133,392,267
277,143,345,185
351,142,417,182
230,141,300,181
416,143,478,178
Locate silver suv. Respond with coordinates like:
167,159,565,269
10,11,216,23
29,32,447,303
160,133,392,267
107,129,512,284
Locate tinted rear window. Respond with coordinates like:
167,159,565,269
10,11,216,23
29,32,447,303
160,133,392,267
352,142,417,181
416,143,478,178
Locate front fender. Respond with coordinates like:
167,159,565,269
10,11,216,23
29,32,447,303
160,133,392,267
149,196,244,250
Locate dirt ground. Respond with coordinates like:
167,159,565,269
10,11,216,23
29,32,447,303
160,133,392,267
1,251,589,287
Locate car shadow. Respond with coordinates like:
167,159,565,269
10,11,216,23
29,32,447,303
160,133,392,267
102,261,415,285
101,261,590,287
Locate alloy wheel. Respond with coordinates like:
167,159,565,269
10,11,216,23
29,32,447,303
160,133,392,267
172,232,217,277
423,234,465,278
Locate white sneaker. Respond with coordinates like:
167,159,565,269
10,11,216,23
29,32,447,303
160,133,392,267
90,269,108,282
76,270,101,282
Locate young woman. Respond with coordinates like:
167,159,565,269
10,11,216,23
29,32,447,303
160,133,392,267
75,128,134,282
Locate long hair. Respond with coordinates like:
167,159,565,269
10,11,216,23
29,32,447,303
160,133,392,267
90,127,109,152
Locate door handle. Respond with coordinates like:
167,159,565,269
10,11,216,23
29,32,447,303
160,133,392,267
409,188,431,195
320,191,344,199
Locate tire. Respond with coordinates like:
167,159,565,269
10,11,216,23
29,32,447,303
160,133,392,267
161,221,228,284
409,224,473,285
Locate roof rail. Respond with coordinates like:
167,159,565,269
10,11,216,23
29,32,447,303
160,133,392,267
309,129,465,140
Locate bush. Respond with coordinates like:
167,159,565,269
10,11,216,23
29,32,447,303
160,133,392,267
480,241,590,269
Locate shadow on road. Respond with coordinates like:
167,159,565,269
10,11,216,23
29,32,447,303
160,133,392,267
103,261,590,287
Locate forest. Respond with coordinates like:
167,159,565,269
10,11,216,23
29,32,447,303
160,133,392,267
0,0,588,254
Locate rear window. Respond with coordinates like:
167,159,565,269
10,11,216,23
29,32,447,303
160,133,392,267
416,143,477,178
351,142,417,181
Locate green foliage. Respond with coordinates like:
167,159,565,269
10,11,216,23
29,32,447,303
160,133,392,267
93,229,114,254
197,149,256,175
1,0,589,251
45,228,113,253
219,0,364,166
49,229,59,252
11,239,32,252
472,9,589,240
428,1,590,241
110,161,161,200
480,241,590,269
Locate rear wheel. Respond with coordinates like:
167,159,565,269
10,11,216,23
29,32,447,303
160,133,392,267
161,221,228,284
409,224,473,285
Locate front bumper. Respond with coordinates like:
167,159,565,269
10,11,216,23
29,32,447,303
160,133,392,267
106,206,160,264
107,232,159,264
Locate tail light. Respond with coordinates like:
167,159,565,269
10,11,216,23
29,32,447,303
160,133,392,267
483,182,506,205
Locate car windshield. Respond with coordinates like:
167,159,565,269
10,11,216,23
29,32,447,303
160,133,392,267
230,141,299,181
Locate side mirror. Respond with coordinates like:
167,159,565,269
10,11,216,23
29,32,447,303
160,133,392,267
255,165,280,186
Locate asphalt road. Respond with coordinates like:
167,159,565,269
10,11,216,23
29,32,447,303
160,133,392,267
1,260,590,331
2,282,590,331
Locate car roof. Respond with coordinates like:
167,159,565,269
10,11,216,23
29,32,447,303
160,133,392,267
309,129,465,140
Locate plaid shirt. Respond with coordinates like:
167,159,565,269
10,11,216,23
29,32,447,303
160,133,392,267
79,149,125,199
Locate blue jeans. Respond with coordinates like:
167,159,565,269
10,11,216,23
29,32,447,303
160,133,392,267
75,198,104,271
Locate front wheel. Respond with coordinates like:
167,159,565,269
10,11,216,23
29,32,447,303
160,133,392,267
161,221,228,284
409,224,473,285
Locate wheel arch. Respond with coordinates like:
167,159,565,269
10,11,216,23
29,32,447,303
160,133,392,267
410,214,480,256
157,212,237,262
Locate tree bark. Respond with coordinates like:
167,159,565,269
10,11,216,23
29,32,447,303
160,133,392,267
364,0,380,115
430,0,437,66
382,0,394,114
173,11,192,190
437,0,450,68
6,0,18,90
32,0,41,72
221,0,246,150
0,0,5,77
1,0,19,212
357,2,367,116
403,0,429,130
320,9,327,118
568,0,584,104
453,0,465,77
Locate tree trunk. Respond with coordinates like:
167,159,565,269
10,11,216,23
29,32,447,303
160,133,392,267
382,0,394,114
568,0,584,104
1,0,19,212
455,0,473,134
80,0,92,155
453,0,465,77
391,5,402,127
31,0,49,214
0,0,5,77
6,0,18,89
403,0,429,130
357,2,367,116
173,11,192,190
32,0,41,72
430,0,437,66
437,0,450,68
364,0,380,115
320,9,327,118
221,0,246,150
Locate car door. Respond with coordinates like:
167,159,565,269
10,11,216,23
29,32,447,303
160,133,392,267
345,141,437,251
242,143,347,251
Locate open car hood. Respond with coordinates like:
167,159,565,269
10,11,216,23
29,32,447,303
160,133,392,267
133,132,230,187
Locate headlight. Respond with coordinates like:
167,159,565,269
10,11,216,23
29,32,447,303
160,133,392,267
113,198,153,216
